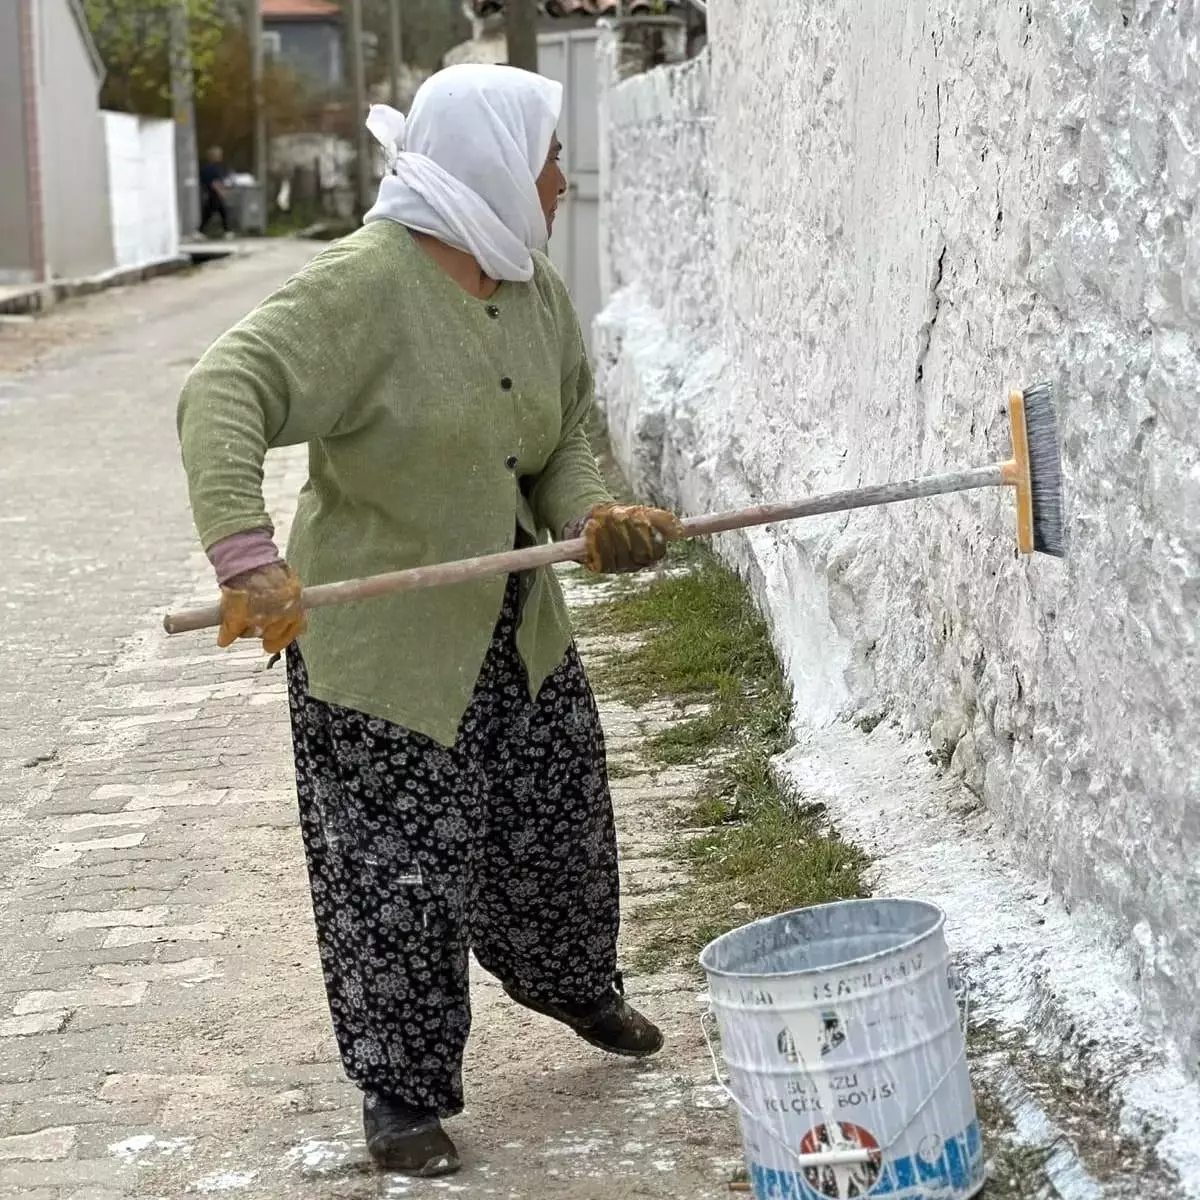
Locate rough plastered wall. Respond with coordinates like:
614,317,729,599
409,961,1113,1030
594,4,1200,1066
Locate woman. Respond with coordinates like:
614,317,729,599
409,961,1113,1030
177,65,681,1178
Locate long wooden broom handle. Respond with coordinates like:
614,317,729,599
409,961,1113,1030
162,463,1006,635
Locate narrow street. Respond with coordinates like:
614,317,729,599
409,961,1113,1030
0,247,741,1198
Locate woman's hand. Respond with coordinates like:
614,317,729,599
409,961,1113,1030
218,563,307,654
580,504,683,574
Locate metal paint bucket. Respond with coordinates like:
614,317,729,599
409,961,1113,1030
699,899,984,1200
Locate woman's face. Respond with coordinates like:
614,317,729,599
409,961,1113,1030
536,134,566,234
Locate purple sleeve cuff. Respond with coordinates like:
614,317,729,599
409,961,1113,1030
207,529,283,585
561,508,600,541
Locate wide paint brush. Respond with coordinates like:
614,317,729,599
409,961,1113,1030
164,382,1065,637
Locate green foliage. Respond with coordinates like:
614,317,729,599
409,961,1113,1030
84,0,229,112
87,0,469,118
195,29,327,172
587,547,873,974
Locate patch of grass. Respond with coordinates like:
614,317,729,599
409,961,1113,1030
630,793,871,972
626,937,676,975
644,712,727,765
969,1023,1066,1197
967,1022,1023,1160
682,790,739,829
966,1020,1171,1194
588,544,872,973
591,553,785,719
984,1145,1054,1198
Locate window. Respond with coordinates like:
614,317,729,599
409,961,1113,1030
263,30,282,58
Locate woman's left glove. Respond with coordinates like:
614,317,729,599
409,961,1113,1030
218,563,307,655
579,504,684,574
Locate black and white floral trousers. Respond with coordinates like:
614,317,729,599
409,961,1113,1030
286,575,620,1117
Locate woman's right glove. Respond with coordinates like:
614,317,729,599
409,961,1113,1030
580,503,683,574
217,563,307,655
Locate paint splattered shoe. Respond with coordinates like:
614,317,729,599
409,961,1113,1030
505,972,664,1058
362,1093,460,1176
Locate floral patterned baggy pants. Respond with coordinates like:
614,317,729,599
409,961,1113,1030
286,575,621,1116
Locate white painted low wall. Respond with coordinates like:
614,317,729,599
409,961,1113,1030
595,5,1200,1071
103,112,180,271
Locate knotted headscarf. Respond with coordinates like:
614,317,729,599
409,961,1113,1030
364,64,563,282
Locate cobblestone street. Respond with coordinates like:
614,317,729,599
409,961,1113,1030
0,246,741,1199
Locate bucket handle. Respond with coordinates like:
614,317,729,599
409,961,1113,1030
700,966,972,1173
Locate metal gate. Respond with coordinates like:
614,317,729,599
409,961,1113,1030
538,28,601,340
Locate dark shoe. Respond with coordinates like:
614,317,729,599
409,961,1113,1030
362,1093,460,1176
504,972,664,1058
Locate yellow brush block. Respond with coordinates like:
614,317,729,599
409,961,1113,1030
999,389,1035,555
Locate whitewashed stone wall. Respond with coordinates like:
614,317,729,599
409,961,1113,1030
104,113,180,271
595,6,1200,1063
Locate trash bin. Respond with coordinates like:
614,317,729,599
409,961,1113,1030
224,182,266,236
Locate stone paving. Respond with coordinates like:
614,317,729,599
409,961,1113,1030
0,244,742,1198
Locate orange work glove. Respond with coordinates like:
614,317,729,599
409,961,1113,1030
580,503,683,574
217,563,307,655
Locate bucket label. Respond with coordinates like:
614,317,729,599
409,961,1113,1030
719,951,930,1009
808,952,926,1003
800,1121,881,1197
761,1074,899,1118
749,1120,984,1199
778,1012,846,1062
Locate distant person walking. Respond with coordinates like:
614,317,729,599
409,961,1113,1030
199,146,233,237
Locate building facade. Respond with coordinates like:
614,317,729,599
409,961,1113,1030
263,0,345,92
0,0,115,283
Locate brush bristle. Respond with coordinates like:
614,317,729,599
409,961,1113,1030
1021,381,1065,557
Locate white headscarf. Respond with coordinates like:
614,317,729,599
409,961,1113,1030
363,65,563,283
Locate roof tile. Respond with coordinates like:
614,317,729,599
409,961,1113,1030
474,0,675,15
262,0,340,18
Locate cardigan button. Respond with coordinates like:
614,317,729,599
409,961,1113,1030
486,305,500,319
505,455,519,471
500,376,513,391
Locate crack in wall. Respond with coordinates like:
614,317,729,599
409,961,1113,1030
935,81,942,168
913,244,948,385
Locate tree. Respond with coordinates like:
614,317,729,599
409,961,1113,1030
195,28,322,172
361,0,469,78
83,0,229,114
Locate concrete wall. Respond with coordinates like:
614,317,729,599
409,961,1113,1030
34,0,115,279
104,114,180,271
0,0,38,282
595,4,1200,1065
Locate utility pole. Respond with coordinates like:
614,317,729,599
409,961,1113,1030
347,0,371,213
169,0,201,237
248,0,267,191
504,0,539,73
387,0,403,108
